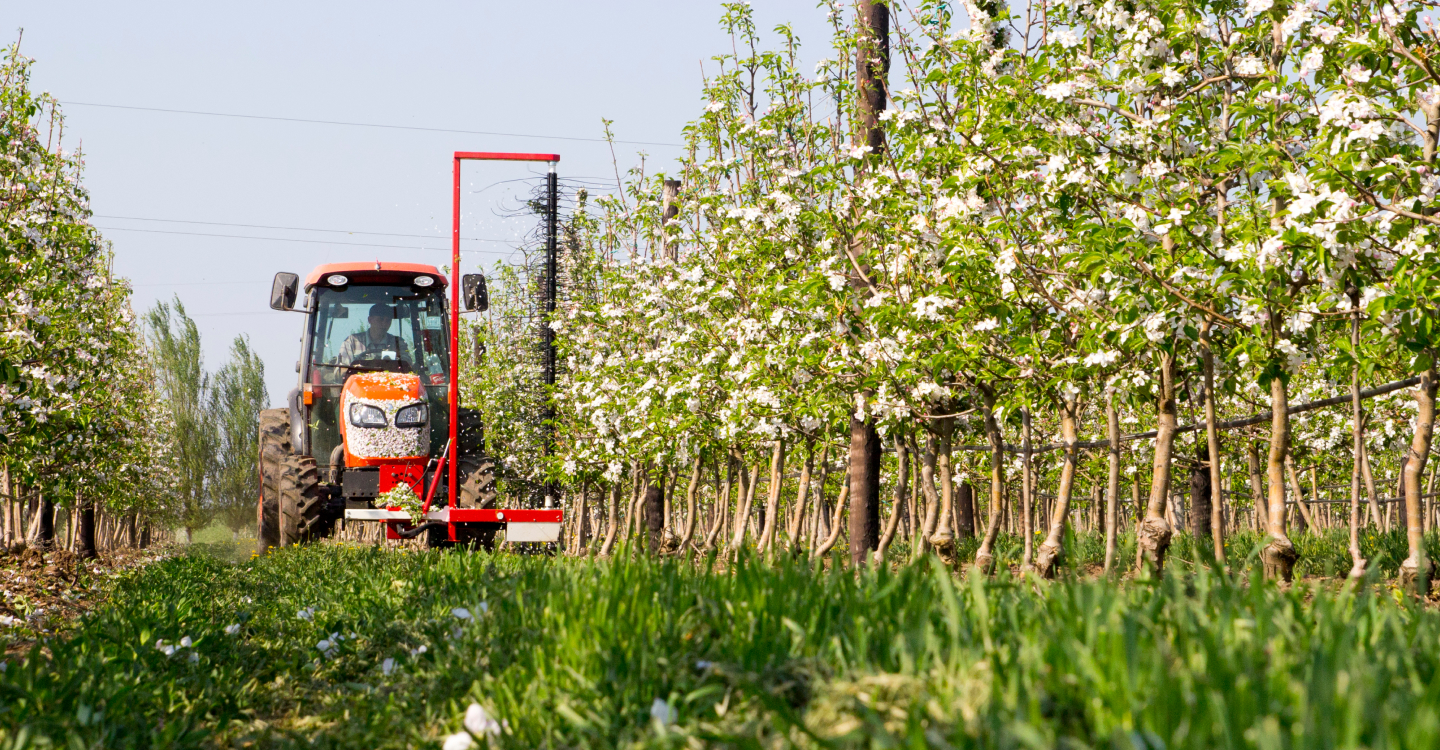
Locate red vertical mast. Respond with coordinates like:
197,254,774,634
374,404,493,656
449,152,560,542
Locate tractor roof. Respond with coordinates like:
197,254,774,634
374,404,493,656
305,262,447,290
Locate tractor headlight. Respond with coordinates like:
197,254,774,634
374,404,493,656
348,403,387,428
394,403,428,428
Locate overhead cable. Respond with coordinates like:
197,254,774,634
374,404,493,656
96,225,520,254
61,101,686,148
95,214,522,243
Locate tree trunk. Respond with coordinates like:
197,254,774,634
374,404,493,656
1136,352,1177,577
973,386,1007,575
1262,375,1299,581
1246,439,1266,530
756,440,787,553
787,440,816,552
1104,391,1122,575
848,415,881,566
1201,320,1225,564
643,477,664,556
916,435,939,558
1020,408,1035,572
620,467,642,546
855,1,888,155
677,455,703,551
0,464,8,545
76,493,98,560
704,457,734,550
568,484,583,554
930,418,957,563
842,0,887,568
729,458,757,551
1399,367,1437,595
1286,456,1315,533
955,481,976,540
598,482,621,557
812,473,850,559
1360,443,1380,529
875,436,909,563
1190,443,1213,547
33,493,55,549
664,466,677,540
1035,396,1080,579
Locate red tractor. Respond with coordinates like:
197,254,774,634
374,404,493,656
256,260,562,550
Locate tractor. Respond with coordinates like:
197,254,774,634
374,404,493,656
256,260,562,551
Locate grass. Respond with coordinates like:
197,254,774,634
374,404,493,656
929,526,1440,580
2,537,1440,748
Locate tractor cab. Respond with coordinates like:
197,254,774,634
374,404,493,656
257,261,557,552
282,263,456,471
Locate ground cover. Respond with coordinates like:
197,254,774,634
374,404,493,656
2,536,1439,749
0,544,172,659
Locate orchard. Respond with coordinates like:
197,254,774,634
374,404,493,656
527,0,1440,591
8,0,1440,747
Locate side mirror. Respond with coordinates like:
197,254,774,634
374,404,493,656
270,272,299,311
462,274,489,312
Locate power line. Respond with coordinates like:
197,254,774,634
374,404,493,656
62,100,687,148
96,225,522,254
192,311,286,318
95,214,522,243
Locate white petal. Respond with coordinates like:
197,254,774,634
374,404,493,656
441,732,475,750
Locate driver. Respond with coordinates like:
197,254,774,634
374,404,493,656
336,303,411,369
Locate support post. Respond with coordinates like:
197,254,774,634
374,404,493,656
544,166,559,508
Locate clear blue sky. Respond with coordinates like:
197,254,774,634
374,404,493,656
10,0,834,404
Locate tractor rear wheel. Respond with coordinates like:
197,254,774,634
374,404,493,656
426,455,498,550
256,408,291,553
279,455,331,545
457,455,498,509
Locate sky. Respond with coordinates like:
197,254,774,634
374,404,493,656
9,0,836,404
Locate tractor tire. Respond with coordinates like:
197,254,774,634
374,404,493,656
456,408,485,459
256,408,291,554
456,455,498,509
426,455,498,550
279,454,331,546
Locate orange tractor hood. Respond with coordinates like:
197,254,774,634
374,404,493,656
339,371,430,468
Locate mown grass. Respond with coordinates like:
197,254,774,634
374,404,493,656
2,537,1439,749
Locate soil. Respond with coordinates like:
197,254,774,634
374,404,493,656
0,543,171,659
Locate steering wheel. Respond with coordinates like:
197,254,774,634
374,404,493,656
347,356,414,374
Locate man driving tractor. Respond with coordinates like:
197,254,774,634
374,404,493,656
335,303,411,370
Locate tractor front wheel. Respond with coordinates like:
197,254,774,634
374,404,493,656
256,408,291,553
280,455,330,545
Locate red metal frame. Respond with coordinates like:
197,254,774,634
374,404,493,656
448,151,560,542
447,509,563,523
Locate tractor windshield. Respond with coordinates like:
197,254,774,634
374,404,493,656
309,284,450,385
305,282,451,468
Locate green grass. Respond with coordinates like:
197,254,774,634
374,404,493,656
2,539,1440,748
915,527,1440,580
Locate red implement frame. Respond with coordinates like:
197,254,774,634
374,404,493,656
446,152,561,542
